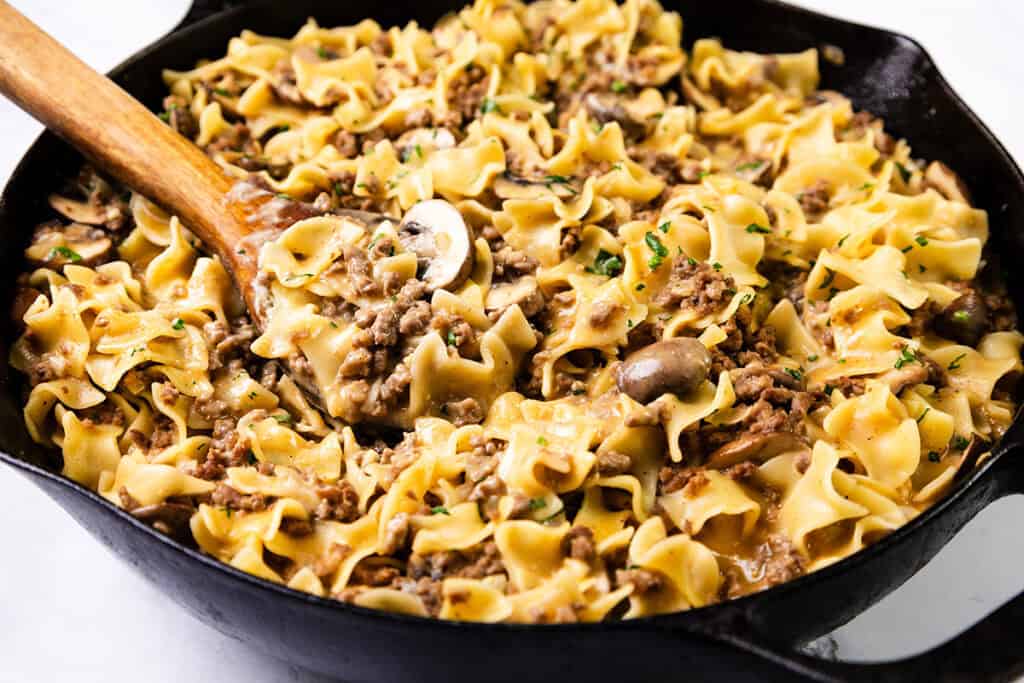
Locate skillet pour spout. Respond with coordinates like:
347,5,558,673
3,0,1024,681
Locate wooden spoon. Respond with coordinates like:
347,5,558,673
0,2,265,317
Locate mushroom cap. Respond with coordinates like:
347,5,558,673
398,199,474,292
705,432,807,469
485,276,543,316
616,337,711,404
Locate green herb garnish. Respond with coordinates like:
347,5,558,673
480,97,501,114
746,223,771,234
645,231,668,270
49,246,82,263
172,318,185,331
947,353,966,370
611,80,627,93
431,506,451,515
588,249,623,277
894,345,918,370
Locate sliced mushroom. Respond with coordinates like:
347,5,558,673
616,337,711,404
705,432,807,469
130,502,195,541
485,276,544,317
583,92,648,139
48,193,112,225
924,161,971,205
935,291,989,347
398,199,474,292
876,363,929,396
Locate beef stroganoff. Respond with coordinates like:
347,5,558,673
11,0,1022,623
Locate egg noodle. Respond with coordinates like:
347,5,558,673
11,0,1021,623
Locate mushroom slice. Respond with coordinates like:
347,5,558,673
398,199,474,292
615,338,711,404
48,193,112,225
485,276,544,317
583,92,648,139
130,502,195,541
705,431,806,469
924,161,971,205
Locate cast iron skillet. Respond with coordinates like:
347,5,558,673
2,1,1023,680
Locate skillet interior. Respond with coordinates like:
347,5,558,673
2,1,1023,680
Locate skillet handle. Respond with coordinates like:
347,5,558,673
717,447,1024,682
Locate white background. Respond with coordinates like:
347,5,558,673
1,1,1023,681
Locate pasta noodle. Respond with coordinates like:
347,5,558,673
10,0,1021,624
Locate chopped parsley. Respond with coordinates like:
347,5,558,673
896,162,912,183
212,87,231,96
273,414,293,425
430,506,451,515
480,97,501,114
947,352,966,370
171,318,185,331
587,249,623,277
536,436,549,446
610,80,627,93
49,246,82,262
236,247,246,255
712,262,723,271
819,267,836,289
952,310,970,323
317,46,330,59
894,345,919,370
783,367,803,382
247,391,257,400
837,234,850,248
901,244,914,253
919,264,927,273
658,221,671,234
915,235,929,247
644,231,668,269
745,223,771,234
635,283,646,291
928,451,941,463
446,330,458,346
528,498,546,511
807,354,819,362
857,182,874,192
687,257,698,266
951,434,970,450
824,384,835,396
735,161,765,172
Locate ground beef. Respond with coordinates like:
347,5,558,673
315,480,361,522
654,257,735,317
797,180,831,220
596,450,632,476
442,64,489,129
615,568,664,593
588,301,623,329
442,397,484,426
211,482,267,512
562,526,597,563
408,542,505,581
492,246,539,281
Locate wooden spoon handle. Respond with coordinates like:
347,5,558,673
0,2,256,295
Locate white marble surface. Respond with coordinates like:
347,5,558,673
1,1,1023,681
